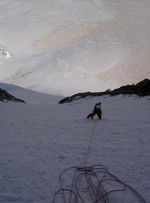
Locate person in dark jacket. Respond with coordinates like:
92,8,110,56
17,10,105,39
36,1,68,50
87,102,102,119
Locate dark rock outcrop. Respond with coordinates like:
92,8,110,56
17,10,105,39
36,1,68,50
110,79,150,96
59,79,150,104
0,88,25,103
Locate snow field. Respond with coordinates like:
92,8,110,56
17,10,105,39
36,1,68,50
0,89,149,202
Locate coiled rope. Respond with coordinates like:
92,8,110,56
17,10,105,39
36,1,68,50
52,120,146,203
52,165,146,203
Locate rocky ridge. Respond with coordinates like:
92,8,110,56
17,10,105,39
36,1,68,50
0,88,25,103
59,79,150,104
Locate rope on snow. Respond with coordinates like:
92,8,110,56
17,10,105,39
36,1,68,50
84,119,97,167
52,120,146,203
52,165,146,203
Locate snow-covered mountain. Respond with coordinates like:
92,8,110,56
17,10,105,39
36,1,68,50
0,0,150,96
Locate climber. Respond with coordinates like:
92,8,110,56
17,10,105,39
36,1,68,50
87,102,102,120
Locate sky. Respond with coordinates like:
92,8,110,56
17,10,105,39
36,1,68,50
0,0,150,96
0,84,150,203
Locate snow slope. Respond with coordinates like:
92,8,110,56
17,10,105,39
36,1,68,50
0,0,150,96
0,85,149,202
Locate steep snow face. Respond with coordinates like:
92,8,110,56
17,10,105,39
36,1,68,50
0,0,150,95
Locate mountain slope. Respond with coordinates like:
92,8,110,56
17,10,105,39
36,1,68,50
59,79,150,103
0,0,150,96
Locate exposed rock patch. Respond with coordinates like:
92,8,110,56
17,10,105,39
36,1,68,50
59,79,150,104
0,88,25,103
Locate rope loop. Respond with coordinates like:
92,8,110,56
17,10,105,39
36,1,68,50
52,165,146,203
52,117,146,203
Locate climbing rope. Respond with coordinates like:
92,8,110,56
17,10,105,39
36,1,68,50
52,120,146,203
84,120,97,167
52,165,146,203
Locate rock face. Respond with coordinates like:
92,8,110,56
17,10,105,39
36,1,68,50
110,79,150,96
0,88,25,103
0,46,12,58
59,79,150,104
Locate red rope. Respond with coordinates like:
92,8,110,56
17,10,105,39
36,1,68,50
52,165,146,203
